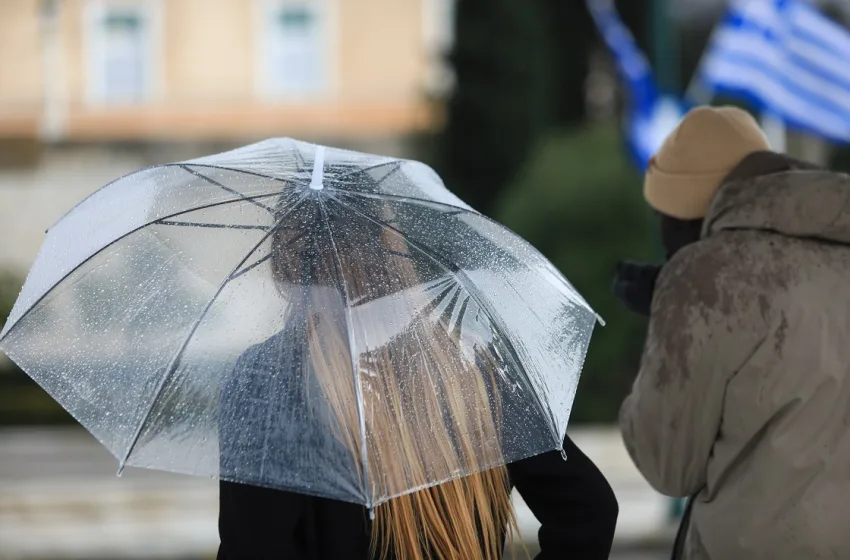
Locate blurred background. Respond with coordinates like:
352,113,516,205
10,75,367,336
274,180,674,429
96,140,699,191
2,0,850,558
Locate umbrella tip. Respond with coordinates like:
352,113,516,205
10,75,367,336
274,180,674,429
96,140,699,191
560,448,568,461
309,146,326,191
116,462,126,477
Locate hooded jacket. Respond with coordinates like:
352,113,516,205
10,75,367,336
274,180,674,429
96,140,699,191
621,152,850,559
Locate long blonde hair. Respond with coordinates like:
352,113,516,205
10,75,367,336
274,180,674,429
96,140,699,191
273,197,519,559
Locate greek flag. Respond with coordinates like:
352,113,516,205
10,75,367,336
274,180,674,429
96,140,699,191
696,0,850,143
585,0,686,170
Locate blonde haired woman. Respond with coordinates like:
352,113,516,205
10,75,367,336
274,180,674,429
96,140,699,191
217,192,617,560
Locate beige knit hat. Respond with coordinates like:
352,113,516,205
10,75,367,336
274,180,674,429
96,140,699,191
644,105,770,219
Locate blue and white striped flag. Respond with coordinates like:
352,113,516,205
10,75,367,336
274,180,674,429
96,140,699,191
585,0,687,170
696,0,850,143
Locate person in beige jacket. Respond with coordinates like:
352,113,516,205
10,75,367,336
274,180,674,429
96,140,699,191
614,105,850,559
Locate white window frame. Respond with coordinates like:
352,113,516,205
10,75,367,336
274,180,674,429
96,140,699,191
255,0,336,101
423,0,455,54
83,0,161,106
422,0,456,96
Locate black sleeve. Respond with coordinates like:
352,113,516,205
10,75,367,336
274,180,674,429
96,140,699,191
509,434,619,559
217,481,306,560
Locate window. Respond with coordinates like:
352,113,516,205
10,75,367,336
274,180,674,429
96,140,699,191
422,0,456,96
262,1,327,97
86,1,155,105
423,0,455,54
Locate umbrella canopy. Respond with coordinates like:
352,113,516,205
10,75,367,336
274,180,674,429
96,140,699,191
0,139,599,508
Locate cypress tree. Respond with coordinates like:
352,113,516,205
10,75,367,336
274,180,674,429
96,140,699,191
440,0,551,216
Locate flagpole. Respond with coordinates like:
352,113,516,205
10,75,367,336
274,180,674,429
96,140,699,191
651,0,678,92
684,53,715,108
760,111,787,153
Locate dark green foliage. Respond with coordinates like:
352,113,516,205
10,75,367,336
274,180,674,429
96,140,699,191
439,0,552,216
495,124,656,423
0,271,20,329
678,19,716,93
615,0,652,68
542,0,591,126
0,273,71,425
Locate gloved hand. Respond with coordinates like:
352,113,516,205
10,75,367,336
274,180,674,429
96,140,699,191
611,261,662,317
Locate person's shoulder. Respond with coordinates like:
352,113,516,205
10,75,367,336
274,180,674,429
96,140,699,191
234,330,291,368
655,238,735,303
655,233,777,326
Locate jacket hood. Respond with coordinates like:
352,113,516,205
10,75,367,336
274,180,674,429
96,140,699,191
703,152,850,246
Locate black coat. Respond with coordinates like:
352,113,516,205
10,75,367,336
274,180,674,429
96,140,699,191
217,318,618,560
217,432,618,559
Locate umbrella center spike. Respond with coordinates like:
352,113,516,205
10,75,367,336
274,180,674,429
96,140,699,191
309,145,327,191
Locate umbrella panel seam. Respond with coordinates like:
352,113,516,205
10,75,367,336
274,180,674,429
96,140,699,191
325,193,562,449
178,165,277,214
0,191,290,346
118,193,308,471
326,188,477,216
316,197,374,508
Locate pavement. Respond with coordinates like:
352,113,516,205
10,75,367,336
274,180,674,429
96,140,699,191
0,426,677,559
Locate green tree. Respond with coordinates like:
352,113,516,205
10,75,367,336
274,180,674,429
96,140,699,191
615,0,652,58
440,0,551,217
541,0,592,127
495,124,655,423
0,272,20,330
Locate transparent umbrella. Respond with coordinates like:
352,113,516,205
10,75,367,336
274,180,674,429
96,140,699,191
0,139,600,510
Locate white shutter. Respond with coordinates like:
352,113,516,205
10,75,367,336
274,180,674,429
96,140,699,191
266,1,325,96
87,2,152,105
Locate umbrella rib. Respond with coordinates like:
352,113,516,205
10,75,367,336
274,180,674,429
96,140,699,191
0,192,288,345
228,227,307,281
174,159,400,190
47,163,290,233
178,165,277,213
316,198,373,509
326,194,561,447
332,160,403,182
385,248,414,260
117,194,308,471
169,162,294,185
333,188,594,314
48,164,165,231
292,144,309,173
229,252,273,281
325,188,478,216
157,220,277,230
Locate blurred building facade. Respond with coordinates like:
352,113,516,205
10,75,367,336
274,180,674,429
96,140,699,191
0,0,453,142
0,0,454,274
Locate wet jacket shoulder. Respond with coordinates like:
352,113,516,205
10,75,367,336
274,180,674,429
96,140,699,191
621,151,850,558
619,228,770,497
